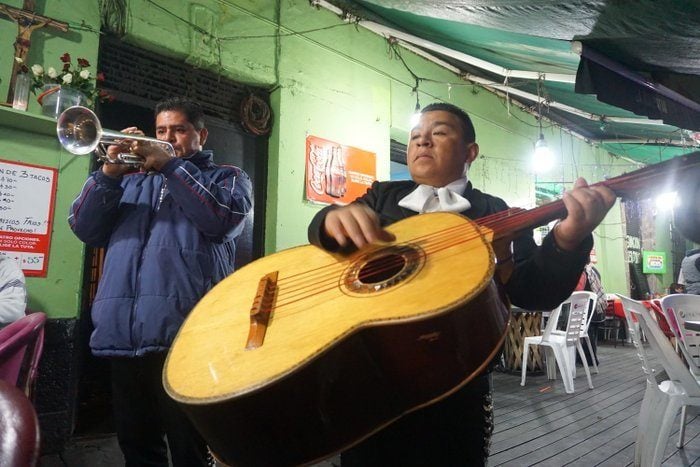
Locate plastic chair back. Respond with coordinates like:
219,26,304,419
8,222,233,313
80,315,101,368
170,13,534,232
540,301,563,342
563,296,588,347
548,291,594,340
0,379,40,466
660,294,700,374
619,294,700,396
579,291,598,335
0,312,46,399
617,295,656,383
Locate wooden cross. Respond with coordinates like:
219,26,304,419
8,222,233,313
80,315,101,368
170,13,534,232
0,0,68,104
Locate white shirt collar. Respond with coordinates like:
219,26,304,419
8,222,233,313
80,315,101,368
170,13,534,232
398,176,470,213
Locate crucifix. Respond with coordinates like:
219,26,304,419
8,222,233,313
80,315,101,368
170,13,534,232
0,0,69,104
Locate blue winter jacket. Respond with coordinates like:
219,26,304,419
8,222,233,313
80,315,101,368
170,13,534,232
68,150,252,357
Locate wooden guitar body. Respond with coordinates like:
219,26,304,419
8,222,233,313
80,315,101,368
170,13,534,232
164,212,509,466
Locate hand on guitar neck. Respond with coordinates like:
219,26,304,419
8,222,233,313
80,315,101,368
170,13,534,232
552,177,616,252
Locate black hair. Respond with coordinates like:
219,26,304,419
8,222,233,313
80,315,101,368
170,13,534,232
669,283,686,294
420,102,476,143
154,97,206,130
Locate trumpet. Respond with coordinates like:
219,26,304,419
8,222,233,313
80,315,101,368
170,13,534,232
56,106,175,166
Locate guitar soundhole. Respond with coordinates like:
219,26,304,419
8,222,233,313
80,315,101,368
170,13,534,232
343,244,424,295
358,254,404,284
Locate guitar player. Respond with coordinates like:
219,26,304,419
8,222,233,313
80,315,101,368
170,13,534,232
308,102,615,466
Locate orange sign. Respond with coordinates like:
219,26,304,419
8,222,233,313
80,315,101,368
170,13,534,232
305,136,376,205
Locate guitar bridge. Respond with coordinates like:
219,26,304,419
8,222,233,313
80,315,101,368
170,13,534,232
245,271,279,350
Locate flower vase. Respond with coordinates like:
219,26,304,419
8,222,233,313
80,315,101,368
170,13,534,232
38,85,86,119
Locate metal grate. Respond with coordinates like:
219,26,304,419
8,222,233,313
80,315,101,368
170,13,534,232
98,35,268,127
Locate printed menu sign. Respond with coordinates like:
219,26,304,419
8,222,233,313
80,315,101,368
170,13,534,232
0,159,58,277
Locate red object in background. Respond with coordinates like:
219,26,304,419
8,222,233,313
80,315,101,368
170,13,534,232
606,298,675,338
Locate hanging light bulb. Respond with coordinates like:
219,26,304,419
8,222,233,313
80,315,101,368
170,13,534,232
532,80,554,173
410,91,421,128
409,80,422,128
533,133,554,173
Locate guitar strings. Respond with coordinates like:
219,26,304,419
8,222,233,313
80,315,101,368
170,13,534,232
273,206,556,310
273,222,490,311
267,153,700,316
275,208,525,296
272,204,563,312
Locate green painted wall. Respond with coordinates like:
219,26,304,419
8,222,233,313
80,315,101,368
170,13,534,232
652,207,676,293
1,0,644,324
0,1,100,318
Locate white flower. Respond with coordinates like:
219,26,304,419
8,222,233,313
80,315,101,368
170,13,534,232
47,67,58,78
31,64,43,76
14,57,23,64
62,73,73,84
79,70,90,80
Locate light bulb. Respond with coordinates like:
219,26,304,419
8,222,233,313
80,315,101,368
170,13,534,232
532,134,554,173
410,96,422,128
410,111,421,128
655,191,679,210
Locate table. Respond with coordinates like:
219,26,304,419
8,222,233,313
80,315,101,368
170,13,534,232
502,307,545,373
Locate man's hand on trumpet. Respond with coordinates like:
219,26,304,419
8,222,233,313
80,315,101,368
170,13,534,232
102,127,175,177
130,139,175,172
102,127,144,178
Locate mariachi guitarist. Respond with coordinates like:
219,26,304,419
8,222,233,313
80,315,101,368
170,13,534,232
308,102,615,466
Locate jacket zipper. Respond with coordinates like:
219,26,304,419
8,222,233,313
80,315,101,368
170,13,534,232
129,174,166,353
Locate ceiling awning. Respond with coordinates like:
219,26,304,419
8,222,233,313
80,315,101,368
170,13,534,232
575,42,700,131
319,0,700,163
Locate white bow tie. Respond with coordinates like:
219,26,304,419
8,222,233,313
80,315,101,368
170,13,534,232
398,184,471,213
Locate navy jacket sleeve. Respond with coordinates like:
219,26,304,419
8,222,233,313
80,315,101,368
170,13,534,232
159,158,253,241
68,171,124,247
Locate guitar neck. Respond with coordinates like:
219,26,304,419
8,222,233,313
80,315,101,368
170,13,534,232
480,151,700,241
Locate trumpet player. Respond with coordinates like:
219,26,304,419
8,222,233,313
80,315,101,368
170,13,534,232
68,96,253,467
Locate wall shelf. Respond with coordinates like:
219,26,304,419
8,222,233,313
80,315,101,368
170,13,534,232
0,105,57,136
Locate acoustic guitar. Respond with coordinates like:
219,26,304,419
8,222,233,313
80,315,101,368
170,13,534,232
164,152,700,467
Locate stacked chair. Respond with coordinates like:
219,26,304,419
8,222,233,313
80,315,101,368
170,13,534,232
658,294,700,449
617,294,700,467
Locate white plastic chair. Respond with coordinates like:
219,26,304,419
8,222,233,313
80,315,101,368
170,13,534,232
552,291,599,375
617,294,700,467
520,291,594,394
659,294,700,448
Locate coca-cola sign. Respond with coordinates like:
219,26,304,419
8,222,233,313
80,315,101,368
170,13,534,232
305,135,376,206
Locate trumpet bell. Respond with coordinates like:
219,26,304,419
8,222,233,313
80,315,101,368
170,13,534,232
56,106,175,166
57,106,102,155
